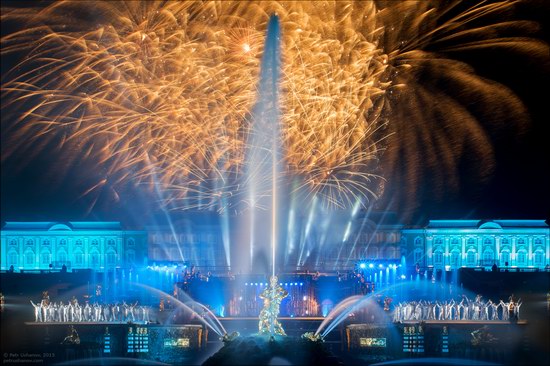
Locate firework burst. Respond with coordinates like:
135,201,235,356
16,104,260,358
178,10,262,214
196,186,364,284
1,1,546,214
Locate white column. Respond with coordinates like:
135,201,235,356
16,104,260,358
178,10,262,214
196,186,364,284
528,237,533,266
512,236,517,266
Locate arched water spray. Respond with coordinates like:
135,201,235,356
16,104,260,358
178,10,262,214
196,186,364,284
133,283,226,337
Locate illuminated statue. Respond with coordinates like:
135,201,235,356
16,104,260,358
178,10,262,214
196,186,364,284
258,276,288,336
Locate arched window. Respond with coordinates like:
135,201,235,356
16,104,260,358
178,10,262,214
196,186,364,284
467,238,476,246
74,251,84,266
107,239,115,247
42,239,51,246
127,250,136,266
483,250,494,264
501,238,509,246
74,239,82,246
59,239,67,246
26,239,34,246
40,251,51,266
534,251,544,267
9,239,17,246
8,251,18,267
127,238,135,247
90,251,100,267
534,238,543,246
434,251,443,265
517,238,526,246
57,250,67,265
466,250,476,266
483,238,493,245
414,249,423,265
434,238,443,245
500,251,510,266
516,250,527,266
25,250,35,266
450,251,461,267
106,250,116,266
450,238,459,246
91,239,99,246
414,237,423,246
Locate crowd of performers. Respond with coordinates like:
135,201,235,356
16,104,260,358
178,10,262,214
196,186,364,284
30,292,152,323
392,294,522,322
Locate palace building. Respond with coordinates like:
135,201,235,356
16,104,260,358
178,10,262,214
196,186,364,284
401,220,550,270
0,222,147,272
1,218,548,272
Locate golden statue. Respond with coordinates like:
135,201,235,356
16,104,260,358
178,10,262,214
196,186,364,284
258,276,288,336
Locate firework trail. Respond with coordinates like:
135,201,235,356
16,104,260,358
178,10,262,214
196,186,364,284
1,1,547,214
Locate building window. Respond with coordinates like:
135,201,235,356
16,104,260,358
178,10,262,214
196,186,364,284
25,250,35,266
517,238,525,246
414,249,423,265
58,251,67,265
90,251,100,267
450,238,459,246
434,238,443,245
127,250,136,266
59,239,67,246
75,239,82,246
91,239,99,246
26,239,34,246
434,251,443,265
107,239,115,247
483,238,493,245
483,250,494,264
127,238,135,247
367,246,378,258
74,251,84,266
467,238,475,246
466,251,476,266
534,238,542,246
534,251,544,266
414,237,423,246
500,251,510,266
517,251,527,266
8,251,18,267
41,251,51,266
450,251,460,267
42,239,51,246
170,247,180,261
501,238,509,245
106,251,116,266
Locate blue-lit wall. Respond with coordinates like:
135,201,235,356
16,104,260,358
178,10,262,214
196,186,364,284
0,222,147,271
401,220,550,270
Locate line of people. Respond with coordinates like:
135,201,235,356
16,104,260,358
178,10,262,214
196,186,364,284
30,298,152,323
393,295,522,322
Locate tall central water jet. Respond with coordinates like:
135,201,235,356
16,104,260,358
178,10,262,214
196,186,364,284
239,15,282,277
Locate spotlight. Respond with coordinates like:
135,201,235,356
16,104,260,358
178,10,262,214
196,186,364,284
400,275,406,280
300,283,303,286
359,263,366,269
368,263,374,269
379,264,384,269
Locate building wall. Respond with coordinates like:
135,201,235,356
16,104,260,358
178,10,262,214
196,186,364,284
401,220,550,270
1,222,147,271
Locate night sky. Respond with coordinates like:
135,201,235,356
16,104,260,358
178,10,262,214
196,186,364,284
1,0,549,227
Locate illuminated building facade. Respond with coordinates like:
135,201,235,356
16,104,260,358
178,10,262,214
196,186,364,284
0,222,147,271
401,220,550,270
2,219,548,272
